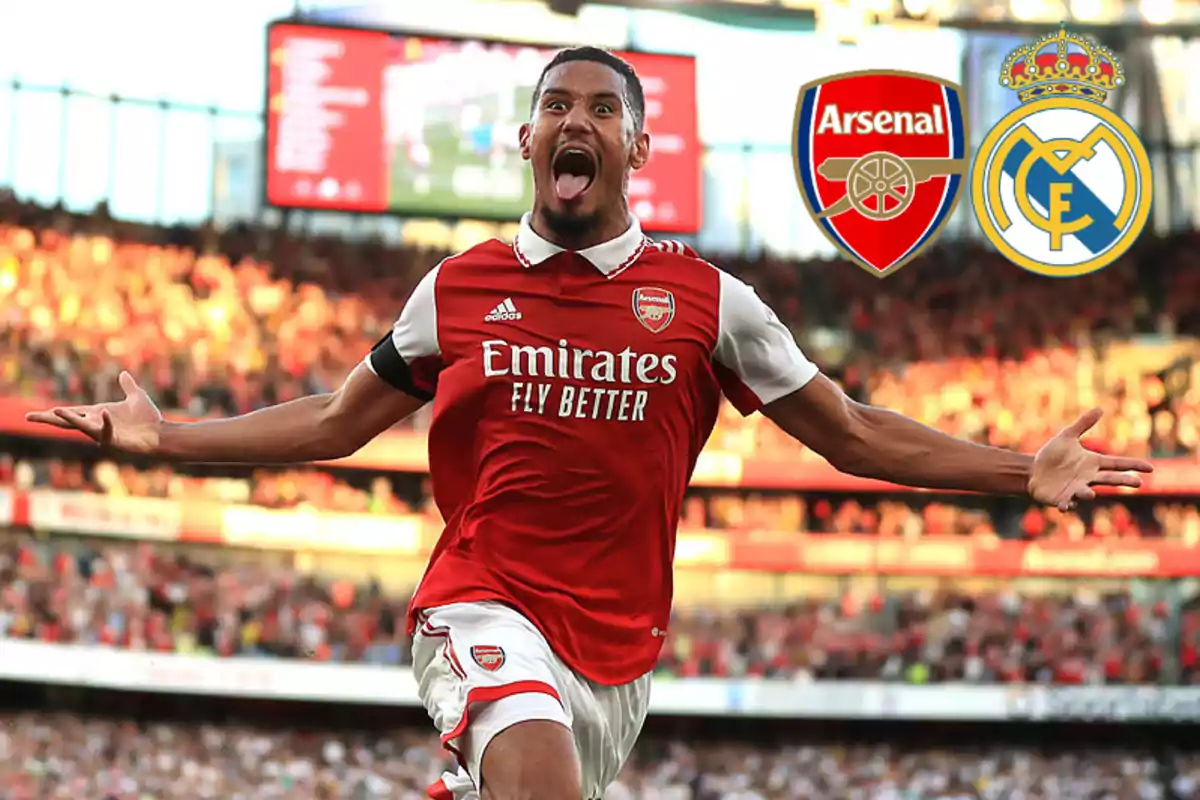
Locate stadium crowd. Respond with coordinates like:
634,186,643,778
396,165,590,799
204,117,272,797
0,197,1197,461
0,712,1176,799
0,532,1184,685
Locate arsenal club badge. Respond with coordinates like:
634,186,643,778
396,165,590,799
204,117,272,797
632,287,675,333
471,645,506,672
792,70,969,278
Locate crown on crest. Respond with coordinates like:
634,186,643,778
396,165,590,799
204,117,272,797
1000,25,1124,104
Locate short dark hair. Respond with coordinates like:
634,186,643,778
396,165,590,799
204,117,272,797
530,46,645,131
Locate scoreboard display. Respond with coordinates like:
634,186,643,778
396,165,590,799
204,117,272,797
265,22,702,233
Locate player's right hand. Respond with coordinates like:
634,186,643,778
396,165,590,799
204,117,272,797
24,371,162,454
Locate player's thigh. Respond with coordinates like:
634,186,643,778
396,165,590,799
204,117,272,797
412,602,582,797
478,717,581,800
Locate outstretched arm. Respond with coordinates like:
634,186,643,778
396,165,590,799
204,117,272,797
765,374,1031,493
156,362,423,463
26,361,425,464
764,375,1153,509
706,265,1152,511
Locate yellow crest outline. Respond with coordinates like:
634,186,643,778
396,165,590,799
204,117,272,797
971,96,1152,278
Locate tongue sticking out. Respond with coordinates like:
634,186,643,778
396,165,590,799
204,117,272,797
555,173,591,202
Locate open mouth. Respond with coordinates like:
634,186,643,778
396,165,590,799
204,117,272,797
551,147,597,202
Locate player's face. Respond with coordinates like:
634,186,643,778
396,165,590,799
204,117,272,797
520,61,650,238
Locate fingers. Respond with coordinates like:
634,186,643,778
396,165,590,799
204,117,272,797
1051,482,1098,511
53,408,106,443
1047,471,1145,511
1090,471,1144,489
1045,481,1079,511
24,410,80,429
118,370,139,398
1066,485,1096,509
98,408,114,446
1098,455,1154,473
23,406,112,443
1063,407,1103,439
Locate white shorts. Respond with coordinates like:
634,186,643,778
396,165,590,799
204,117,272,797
413,601,651,800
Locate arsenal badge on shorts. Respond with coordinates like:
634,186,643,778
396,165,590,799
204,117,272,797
471,645,506,672
632,287,675,333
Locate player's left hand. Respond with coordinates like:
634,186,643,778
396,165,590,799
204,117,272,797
1029,408,1154,511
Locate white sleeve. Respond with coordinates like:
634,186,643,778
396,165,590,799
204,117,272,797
365,262,442,399
713,269,819,413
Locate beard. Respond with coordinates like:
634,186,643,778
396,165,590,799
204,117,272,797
541,205,601,240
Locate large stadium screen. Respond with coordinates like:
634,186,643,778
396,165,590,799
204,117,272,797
265,22,702,233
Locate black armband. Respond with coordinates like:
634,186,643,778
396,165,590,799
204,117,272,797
368,333,435,402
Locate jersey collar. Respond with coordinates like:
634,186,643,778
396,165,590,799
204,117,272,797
513,212,647,277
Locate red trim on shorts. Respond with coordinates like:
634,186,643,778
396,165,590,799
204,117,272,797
426,779,454,800
420,622,468,680
439,679,564,768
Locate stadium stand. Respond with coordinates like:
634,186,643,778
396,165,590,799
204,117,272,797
0,198,1197,695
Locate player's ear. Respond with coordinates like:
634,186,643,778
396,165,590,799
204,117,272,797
519,123,532,161
629,130,650,171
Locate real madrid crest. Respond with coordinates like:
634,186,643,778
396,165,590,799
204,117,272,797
971,26,1153,278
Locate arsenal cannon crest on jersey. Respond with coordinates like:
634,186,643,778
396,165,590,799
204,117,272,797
632,287,676,334
792,70,969,278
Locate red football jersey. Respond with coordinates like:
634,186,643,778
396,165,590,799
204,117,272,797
367,214,818,685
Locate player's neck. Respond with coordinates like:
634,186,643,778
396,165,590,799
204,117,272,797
530,208,632,252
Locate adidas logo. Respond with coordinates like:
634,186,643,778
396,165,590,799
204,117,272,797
484,297,523,322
